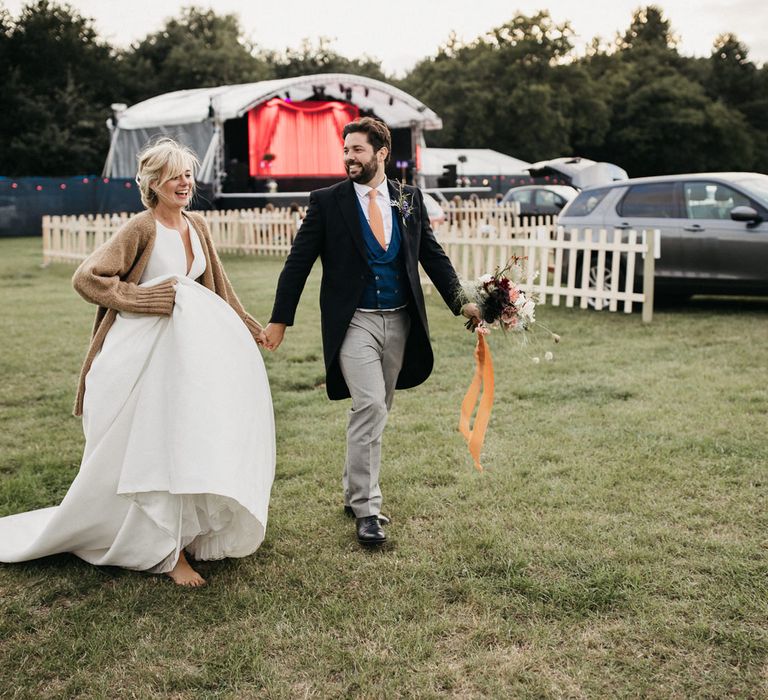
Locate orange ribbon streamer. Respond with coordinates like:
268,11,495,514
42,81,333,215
459,334,495,471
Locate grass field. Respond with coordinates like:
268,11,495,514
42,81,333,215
0,236,766,698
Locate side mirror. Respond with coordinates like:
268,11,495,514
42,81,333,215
730,206,762,226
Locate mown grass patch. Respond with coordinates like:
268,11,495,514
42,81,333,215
0,236,766,698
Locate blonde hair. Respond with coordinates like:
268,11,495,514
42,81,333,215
136,138,200,209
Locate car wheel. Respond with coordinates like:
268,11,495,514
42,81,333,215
587,263,612,310
577,254,625,310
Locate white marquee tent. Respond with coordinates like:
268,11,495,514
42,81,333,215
103,73,443,191
418,148,531,176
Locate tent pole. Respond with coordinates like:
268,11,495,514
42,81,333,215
102,125,120,178
213,118,225,199
412,123,425,189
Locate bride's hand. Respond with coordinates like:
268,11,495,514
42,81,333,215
255,329,269,347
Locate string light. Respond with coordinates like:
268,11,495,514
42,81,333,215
0,177,146,198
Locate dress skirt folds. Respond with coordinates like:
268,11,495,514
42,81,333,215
0,222,275,573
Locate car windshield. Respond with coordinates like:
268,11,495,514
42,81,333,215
735,177,768,207
561,187,610,217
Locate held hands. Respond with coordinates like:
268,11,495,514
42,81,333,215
261,322,287,351
255,329,269,347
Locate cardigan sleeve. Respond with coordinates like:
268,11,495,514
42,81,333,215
72,219,176,315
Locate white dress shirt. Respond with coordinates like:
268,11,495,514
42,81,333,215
353,179,393,246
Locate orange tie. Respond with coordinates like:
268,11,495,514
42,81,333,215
367,189,387,249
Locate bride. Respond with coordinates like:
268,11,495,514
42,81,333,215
0,138,275,586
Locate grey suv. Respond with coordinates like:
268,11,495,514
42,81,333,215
558,172,768,297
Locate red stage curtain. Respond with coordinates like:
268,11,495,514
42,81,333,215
248,98,360,177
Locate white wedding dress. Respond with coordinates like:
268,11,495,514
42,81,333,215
0,221,275,573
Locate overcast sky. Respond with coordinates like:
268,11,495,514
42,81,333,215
4,0,767,73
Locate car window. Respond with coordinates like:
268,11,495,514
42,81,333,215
736,177,768,208
509,190,533,204
535,190,564,207
684,182,751,220
562,187,610,217
618,183,677,218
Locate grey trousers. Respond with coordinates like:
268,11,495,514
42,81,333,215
338,308,411,517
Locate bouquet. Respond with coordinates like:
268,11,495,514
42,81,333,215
462,257,535,333
458,258,560,472
460,257,560,354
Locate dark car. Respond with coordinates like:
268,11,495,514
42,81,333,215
558,172,768,298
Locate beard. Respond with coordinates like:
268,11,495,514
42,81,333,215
345,156,379,184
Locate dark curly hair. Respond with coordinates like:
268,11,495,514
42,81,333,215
342,117,391,163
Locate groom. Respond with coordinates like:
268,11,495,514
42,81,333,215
264,117,479,545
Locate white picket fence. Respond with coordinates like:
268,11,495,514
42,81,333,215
41,205,657,321
41,209,305,263
432,221,657,322
417,199,657,320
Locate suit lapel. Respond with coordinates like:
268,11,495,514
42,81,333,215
388,180,417,266
387,180,405,233
335,179,367,261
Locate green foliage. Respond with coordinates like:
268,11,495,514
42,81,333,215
118,6,272,104
710,32,756,106
1,2,768,177
707,33,768,167
1,239,767,697
405,4,768,176
617,4,678,51
0,0,117,175
603,72,754,175
265,36,387,81
401,12,580,161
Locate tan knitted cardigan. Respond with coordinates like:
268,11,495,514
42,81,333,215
71,209,263,416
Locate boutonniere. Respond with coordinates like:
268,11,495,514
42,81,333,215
390,181,414,222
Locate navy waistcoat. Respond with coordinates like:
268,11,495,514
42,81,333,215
356,199,408,310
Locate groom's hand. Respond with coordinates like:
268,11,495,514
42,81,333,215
263,322,287,351
461,303,482,327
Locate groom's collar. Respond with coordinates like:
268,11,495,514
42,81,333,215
352,178,389,199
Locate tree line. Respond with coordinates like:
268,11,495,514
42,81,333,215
1,1,766,177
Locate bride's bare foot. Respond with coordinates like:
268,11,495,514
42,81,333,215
166,550,206,587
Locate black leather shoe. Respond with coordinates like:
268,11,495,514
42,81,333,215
344,506,390,525
356,515,386,545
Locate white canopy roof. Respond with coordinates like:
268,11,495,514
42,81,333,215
115,73,442,130
527,157,628,189
419,148,530,176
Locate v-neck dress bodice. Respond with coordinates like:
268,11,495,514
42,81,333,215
140,218,206,283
